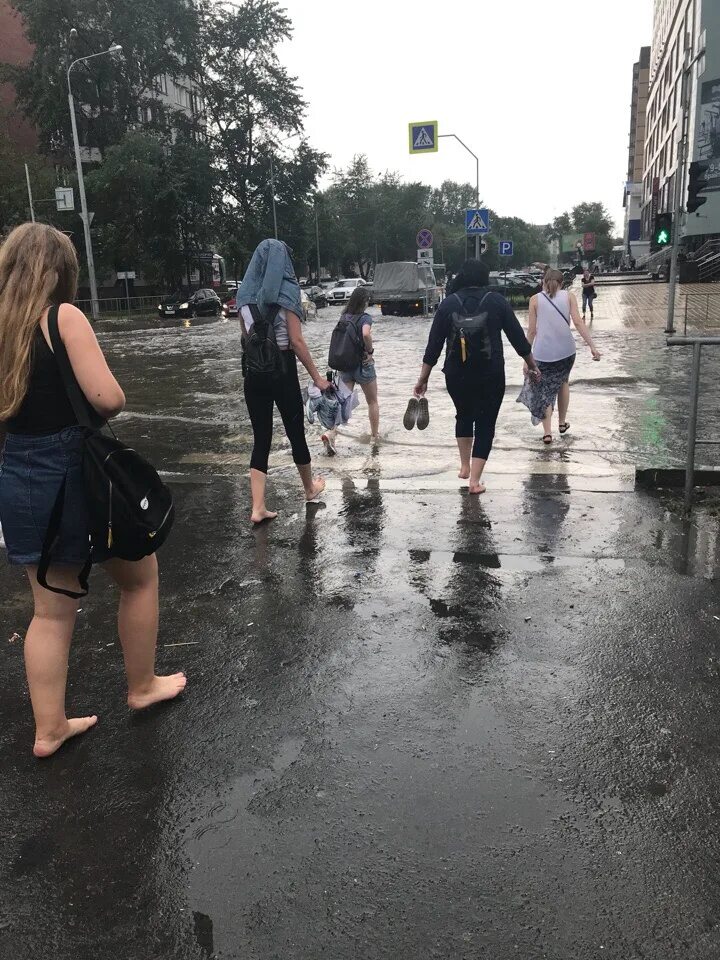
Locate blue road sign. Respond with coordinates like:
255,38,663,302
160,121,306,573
466,208,490,235
499,240,514,257
417,228,434,249
409,121,438,154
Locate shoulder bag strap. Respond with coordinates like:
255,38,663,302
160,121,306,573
47,305,102,428
36,474,91,599
541,292,570,325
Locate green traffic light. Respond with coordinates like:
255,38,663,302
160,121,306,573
657,229,669,245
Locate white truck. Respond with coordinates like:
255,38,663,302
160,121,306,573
371,261,441,316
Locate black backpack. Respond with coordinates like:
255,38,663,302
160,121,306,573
328,312,365,372
242,303,283,379
448,292,492,366
38,306,175,599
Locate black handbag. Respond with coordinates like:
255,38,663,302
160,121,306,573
37,306,174,598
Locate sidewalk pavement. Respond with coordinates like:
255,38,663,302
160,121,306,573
1,282,720,960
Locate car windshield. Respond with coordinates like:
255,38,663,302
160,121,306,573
338,280,358,288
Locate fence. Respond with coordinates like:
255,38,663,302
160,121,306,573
666,335,720,512
679,289,720,334
75,295,164,318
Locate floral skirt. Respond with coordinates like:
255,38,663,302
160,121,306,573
516,354,575,426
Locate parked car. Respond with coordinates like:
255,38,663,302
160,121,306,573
326,278,368,304
158,288,223,319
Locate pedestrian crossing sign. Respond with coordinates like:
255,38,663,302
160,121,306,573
465,208,490,235
409,121,438,154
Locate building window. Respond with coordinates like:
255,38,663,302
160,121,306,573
154,74,168,95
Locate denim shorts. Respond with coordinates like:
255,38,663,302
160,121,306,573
340,361,377,386
0,427,104,567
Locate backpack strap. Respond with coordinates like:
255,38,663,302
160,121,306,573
47,306,105,428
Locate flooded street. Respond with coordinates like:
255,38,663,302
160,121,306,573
2,282,720,959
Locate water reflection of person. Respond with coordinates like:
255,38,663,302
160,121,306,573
521,472,572,560
338,477,386,581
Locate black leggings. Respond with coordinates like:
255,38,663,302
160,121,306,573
445,371,505,461
244,351,311,474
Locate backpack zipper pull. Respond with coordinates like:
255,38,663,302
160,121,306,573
460,328,467,363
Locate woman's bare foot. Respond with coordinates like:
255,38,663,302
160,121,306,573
251,507,278,524
468,483,486,495
33,716,98,758
127,673,187,711
305,477,326,502
458,464,471,480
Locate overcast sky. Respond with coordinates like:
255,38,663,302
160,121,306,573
279,0,653,233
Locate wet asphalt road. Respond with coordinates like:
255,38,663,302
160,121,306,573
2,289,720,958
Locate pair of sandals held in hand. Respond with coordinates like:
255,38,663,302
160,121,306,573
404,397,430,431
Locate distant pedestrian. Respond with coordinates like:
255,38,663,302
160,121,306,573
581,267,596,319
517,268,601,444
413,259,540,495
321,286,378,454
237,239,329,523
0,223,186,758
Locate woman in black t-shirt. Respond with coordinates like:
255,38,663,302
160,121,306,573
0,223,186,758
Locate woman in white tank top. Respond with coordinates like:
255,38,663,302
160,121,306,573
517,269,600,444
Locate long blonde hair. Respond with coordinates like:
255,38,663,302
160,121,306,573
0,223,79,420
543,268,564,299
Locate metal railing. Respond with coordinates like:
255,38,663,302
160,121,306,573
75,295,162,317
666,335,720,512
679,289,720,334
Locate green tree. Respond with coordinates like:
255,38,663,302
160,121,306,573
84,131,215,287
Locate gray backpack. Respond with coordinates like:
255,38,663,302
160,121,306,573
328,313,365,372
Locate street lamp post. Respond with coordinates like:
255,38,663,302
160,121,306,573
67,42,122,320
666,39,706,335
439,134,481,258
314,200,321,283
269,153,279,239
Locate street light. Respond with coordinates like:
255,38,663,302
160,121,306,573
67,39,123,320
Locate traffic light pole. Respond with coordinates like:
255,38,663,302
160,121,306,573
666,42,705,335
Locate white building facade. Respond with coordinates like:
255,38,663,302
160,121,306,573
641,0,720,247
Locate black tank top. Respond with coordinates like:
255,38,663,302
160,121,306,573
5,327,78,435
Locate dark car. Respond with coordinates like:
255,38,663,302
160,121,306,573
158,288,223,319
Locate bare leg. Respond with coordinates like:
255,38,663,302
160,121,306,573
297,462,326,501
103,554,186,710
469,457,487,494
249,467,277,523
456,437,472,479
558,382,570,426
360,380,380,439
24,565,98,758
542,404,553,440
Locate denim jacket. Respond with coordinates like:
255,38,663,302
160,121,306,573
236,239,304,320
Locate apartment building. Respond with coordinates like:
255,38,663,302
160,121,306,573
623,47,651,249
0,0,36,154
641,0,720,246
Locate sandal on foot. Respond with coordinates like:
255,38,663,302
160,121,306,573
559,423,570,434
321,434,337,456
543,434,553,445
403,397,420,430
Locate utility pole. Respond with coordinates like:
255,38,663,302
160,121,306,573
67,40,123,321
269,154,278,239
314,200,321,283
666,38,706,334
24,164,35,223
439,134,480,258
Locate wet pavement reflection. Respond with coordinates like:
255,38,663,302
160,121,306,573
2,283,720,958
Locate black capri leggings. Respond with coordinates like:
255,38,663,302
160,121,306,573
445,371,505,461
244,351,311,474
